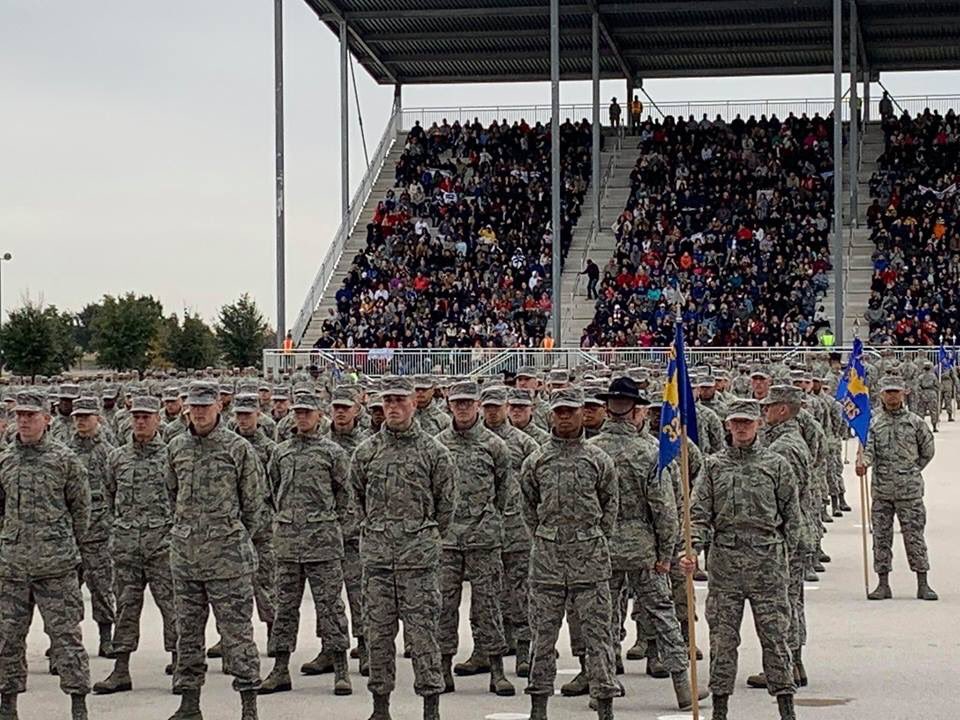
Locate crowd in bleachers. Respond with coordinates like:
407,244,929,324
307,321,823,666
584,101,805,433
579,112,836,349
312,117,593,349
864,107,960,345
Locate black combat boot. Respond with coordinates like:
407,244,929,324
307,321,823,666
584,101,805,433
839,493,851,512
98,623,116,659
488,655,516,696
441,654,455,693
529,694,548,720
165,652,177,676
794,647,808,687
777,694,797,720
917,572,939,600
516,640,530,677
831,495,843,517
615,650,624,675
711,693,729,720
625,626,645,660
368,693,391,720
867,573,892,600
422,694,440,720
93,652,133,694
70,695,87,720
258,652,292,694
0,693,17,720
645,639,669,679
168,688,202,720
358,638,370,677
745,671,767,688
266,623,276,658
240,690,258,720
681,624,703,660
560,656,590,696
206,640,222,659
333,651,352,695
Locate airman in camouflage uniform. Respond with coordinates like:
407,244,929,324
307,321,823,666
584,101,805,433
730,365,753,398
350,376,457,720
520,387,619,720
64,398,117,659
582,385,608,438
916,361,941,431
0,390,92,720
166,381,264,720
50,382,81,443
681,399,801,720
940,360,957,421
516,367,552,431
436,381,514,696
413,376,452,436
507,388,551,445
258,391,353,697
857,376,938,601
94,396,179,695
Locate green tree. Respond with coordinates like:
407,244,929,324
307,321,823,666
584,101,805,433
71,302,101,353
90,293,163,372
217,294,270,368
0,301,80,378
168,312,219,369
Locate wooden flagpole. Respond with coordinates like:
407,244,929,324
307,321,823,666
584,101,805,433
857,442,870,598
680,425,700,720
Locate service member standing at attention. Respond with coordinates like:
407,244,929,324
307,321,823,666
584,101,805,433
95,395,179,695
857,376,937,601
350,376,457,720
0,390,92,720
413,376,452,435
520,387,619,720
680,399,801,720
436,381,514,696
507,388,551,445
259,391,354,697
166,381,265,720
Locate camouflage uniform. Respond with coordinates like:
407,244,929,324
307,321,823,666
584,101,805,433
519,389,619,702
694,403,724,455
917,366,940,430
0,409,92,700
166,384,264,695
415,401,452,436
862,402,935,575
940,365,957,421
690,401,801,699
350,384,457,698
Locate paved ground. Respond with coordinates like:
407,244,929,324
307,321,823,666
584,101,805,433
18,422,960,720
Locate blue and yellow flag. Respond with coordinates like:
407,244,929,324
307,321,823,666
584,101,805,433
938,344,954,371
835,338,871,446
659,323,699,475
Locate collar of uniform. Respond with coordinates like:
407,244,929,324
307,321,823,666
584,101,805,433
134,434,166,453
727,440,760,458
549,429,585,446
188,416,227,442
16,432,52,450
383,421,419,440
452,417,484,438
884,405,907,416
602,417,636,435
483,419,509,437
762,417,800,442
331,421,360,437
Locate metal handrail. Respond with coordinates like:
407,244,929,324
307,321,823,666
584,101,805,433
571,152,617,300
292,97,402,344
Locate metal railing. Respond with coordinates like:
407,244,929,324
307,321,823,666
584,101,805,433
571,152,617,300
264,345,943,379
291,98,403,344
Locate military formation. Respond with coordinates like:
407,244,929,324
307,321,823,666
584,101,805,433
0,347,947,720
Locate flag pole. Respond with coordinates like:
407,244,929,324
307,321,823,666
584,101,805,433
857,441,870,598
679,424,700,720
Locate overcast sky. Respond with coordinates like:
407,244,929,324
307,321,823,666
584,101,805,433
3,0,960,329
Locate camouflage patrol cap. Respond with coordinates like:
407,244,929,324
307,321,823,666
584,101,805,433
628,367,650,383
13,390,46,413
130,396,161,414
725,399,761,421
59,383,81,400
291,392,321,411
480,385,508,406
258,381,271,392
237,381,260,395
233,394,260,412
331,386,359,407
758,385,804,406
368,392,384,408
380,376,415,397
70,397,100,416
695,375,716,387
219,382,235,396
507,388,534,406
448,381,480,402
515,366,539,379
879,375,906,392
749,367,771,379
715,370,730,381
412,375,435,390
550,387,584,410
186,381,219,406
102,384,120,400
583,383,606,406
161,385,180,402
271,385,290,401
547,369,569,385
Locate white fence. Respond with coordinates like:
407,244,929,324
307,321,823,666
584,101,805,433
264,346,944,379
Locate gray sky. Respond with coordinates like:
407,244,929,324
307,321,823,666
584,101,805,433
3,0,960,328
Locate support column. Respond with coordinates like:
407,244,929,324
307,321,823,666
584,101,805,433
550,0,562,345
863,67,871,123
626,78,634,134
849,0,859,228
833,0,844,343
591,10,600,237
340,19,350,229
273,0,286,344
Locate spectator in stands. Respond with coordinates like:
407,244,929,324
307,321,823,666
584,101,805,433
630,95,643,135
581,111,835,348
579,258,600,299
879,91,894,120
609,98,622,128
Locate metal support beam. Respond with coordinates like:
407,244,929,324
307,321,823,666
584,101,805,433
340,20,349,230
274,0,286,344
551,0,562,346
626,78,634,133
305,0,397,84
586,0,632,81
863,67,870,123
849,0,859,229
833,0,844,343
591,11,600,238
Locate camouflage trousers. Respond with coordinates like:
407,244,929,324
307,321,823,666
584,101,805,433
79,539,115,625
942,389,955,420
173,576,260,693
113,555,178,654
704,545,794,697
252,534,277,626
439,548,507,656
343,538,364,640
918,397,940,427
362,565,444,697
827,441,844,496
273,560,349,654
527,581,617,700
616,569,687,674
787,552,807,654
0,572,91,695
502,549,531,644
872,497,930,574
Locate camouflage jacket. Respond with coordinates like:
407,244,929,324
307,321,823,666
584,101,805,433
236,426,278,544
919,370,939,398
268,429,353,563
438,419,511,550
695,403,724,455
351,422,457,570
513,419,551,446
761,418,816,554
484,420,539,553
690,441,801,556
328,422,371,543
65,428,114,543
49,413,74,444
520,432,618,585
862,406,935,500
104,434,174,565
730,374,752,398
0,434,90,579
275,413,330,443
162,414,189,444
166,419,264,580
532,399,552,431
588,419,676,569
416,402,452,436
796,407,828,496
699,395,729,424
227,413,277,440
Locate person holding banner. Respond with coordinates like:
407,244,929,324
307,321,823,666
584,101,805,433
856,377,938,601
